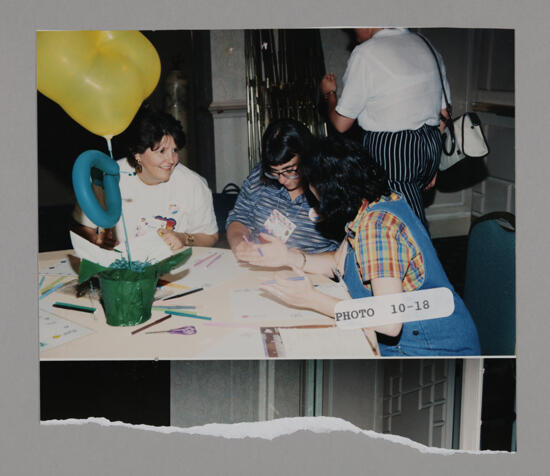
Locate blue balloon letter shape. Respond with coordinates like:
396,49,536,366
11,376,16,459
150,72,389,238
72,150,122,229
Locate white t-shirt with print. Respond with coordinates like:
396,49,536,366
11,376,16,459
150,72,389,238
73,159,218,248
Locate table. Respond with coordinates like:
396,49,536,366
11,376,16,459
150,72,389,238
38,248,379,360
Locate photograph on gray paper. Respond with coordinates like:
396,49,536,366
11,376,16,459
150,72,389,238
37,28,515,361
37,27,516,453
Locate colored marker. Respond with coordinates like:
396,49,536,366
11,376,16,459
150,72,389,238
193,252,218,267
131,315,172,335
205,253,221,268
53,301,96,314
165,310,212,321
154,307,197,315
39,281,69,300
40,275,66,295
38,276,45,290
152,305,196,310
162,288,204,301
261,276,306,285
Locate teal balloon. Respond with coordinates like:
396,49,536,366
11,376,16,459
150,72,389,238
72,150,121,228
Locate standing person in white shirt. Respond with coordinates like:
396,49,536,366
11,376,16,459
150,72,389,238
72,108,219,251
321,28,451,229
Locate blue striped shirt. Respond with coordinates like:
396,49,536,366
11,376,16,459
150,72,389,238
226,165,339,253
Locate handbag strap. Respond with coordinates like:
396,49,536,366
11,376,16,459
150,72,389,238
415,32,456,155
415,32,452,115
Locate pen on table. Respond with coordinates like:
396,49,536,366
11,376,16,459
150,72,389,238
131,314,172,335
39,281,69,300
242,235,263,257
53,301,96,314
38,276,45,290
261,276,306,285
193,252,218,267
205,253,221,268
152,305,196,310
165,310,212,321
40,275,67,294
161,287,204,301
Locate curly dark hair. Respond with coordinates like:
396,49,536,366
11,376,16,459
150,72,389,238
123,107,186,168
299,136,390,226
260,118,314,185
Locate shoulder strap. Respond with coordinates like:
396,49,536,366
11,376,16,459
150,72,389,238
415,32,452,114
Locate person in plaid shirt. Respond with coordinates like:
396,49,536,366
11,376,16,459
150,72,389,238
237,136,480,356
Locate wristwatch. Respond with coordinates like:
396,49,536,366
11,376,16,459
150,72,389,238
183,233,195,246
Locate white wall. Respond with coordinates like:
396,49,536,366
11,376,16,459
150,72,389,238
209,30,249,192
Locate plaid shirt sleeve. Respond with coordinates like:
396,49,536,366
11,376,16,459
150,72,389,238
354,210,403,281
353,210,424,290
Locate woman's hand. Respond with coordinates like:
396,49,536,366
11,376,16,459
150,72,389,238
424,172,438,191
95,228,118,249
321,73,337,95
238,233,290,268
259,266,318,309
158,229,184,251
233,238,256,261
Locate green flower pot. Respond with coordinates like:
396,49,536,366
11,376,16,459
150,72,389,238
77,248,192,328
99,274,158,326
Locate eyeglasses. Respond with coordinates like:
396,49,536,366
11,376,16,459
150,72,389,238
264,167,300,180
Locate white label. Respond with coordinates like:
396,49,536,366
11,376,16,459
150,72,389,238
334,287,455,330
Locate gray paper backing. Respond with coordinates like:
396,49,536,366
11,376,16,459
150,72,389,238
0,0,544,474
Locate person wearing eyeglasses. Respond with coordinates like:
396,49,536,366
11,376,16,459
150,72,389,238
237,136,480,357
226,119,339,260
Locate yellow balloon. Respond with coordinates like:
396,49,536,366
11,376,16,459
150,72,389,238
37,30,161,138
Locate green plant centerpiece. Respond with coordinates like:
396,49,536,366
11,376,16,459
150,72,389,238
78,248,192,327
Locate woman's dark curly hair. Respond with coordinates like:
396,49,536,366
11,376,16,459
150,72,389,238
123,107,186,168
260,118,314,185
300,136,390,226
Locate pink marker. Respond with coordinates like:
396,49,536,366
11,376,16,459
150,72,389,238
205,253,222,268
193,252,217,267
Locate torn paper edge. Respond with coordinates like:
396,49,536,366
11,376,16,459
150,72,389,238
41,416,512,455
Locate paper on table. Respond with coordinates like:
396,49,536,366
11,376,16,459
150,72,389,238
231,283,351,321
39,307,94,351
40,256,78,277
165,248,248,290
278,327,374,358
70,230,174,267
195,328,265,358
70,231,122,268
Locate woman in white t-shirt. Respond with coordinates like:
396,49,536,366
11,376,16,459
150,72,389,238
72,109,218,251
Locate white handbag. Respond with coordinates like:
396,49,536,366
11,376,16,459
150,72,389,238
416,33,490,172
439,112,490,171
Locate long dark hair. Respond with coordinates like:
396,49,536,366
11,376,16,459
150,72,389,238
123,107,186,168
260,118,314,184
300,136,390,226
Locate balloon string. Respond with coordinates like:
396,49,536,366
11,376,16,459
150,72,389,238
106,137,113,159
105,136,133,271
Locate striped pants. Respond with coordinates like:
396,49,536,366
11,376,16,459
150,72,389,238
363,124,442,228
